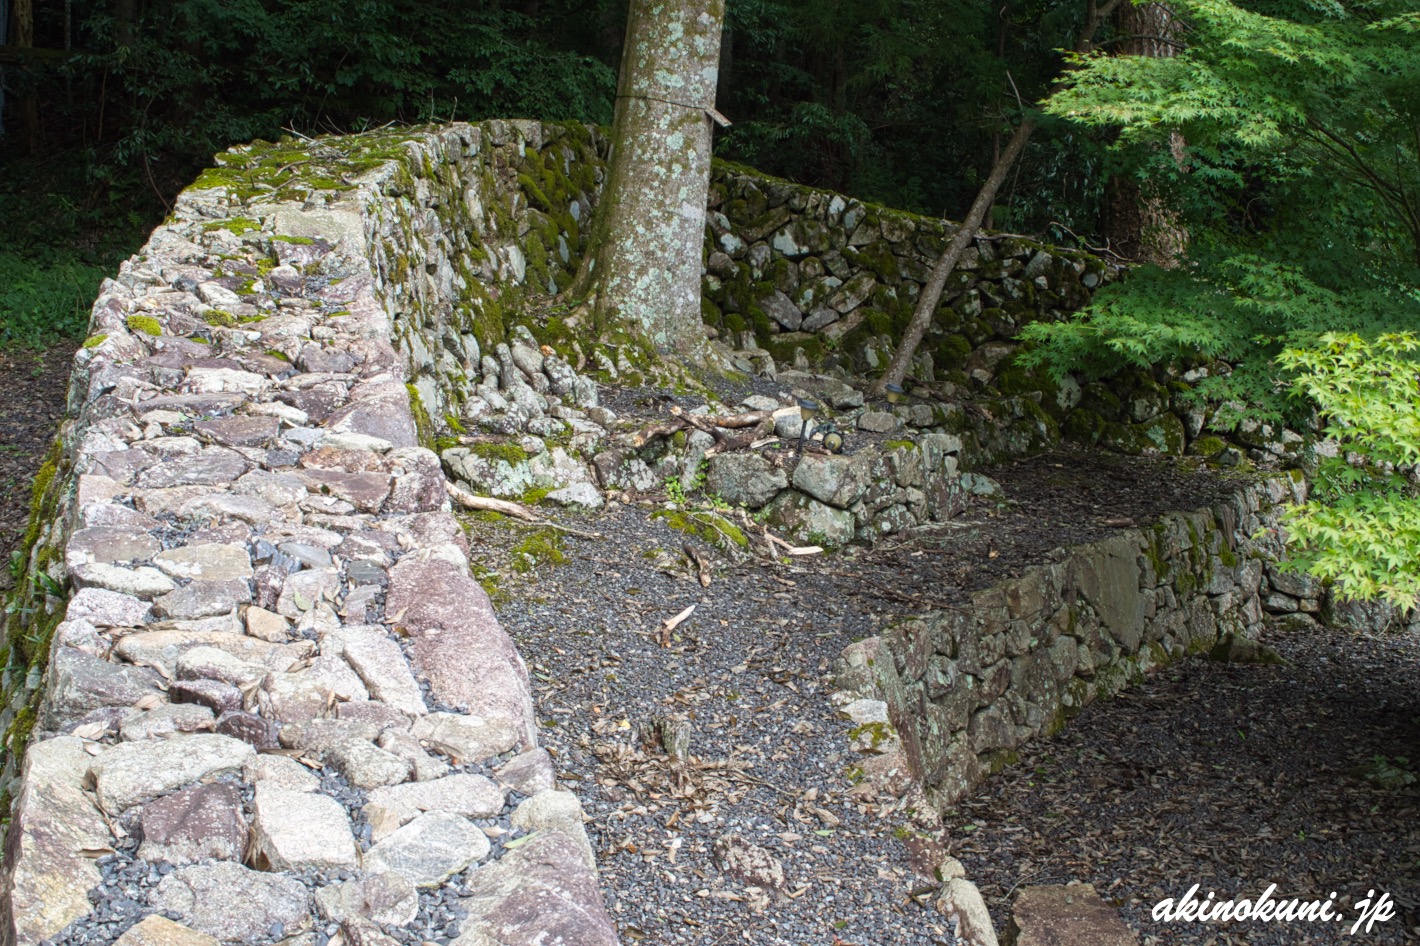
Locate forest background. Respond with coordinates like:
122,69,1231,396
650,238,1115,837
1,0,1417,602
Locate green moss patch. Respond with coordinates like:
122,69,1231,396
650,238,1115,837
125,315,162,336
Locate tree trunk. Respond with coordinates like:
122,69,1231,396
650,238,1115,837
571,0,725,365
870,0,1124,394
1105,2,1187,265
14,0,37,150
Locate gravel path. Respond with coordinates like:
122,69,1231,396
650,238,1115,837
478,503,955,946
951,619,1420,945
475,458,1417,946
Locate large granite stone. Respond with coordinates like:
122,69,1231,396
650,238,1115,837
251,781,360,871
363,812,490,887
138,782,247,865
703,453,788,509
152,578,253,620
0,737,111,945
89,733,254,814
450,832,617,946
323,626,427,715
327,739,411,790
113,915,221,946
409,712,519,765
510,790,596,872
38,647,164,731
363,773,504,839
1004,884,1138,946
387,558,534,744
313,872,419,927
153,543,254,582
939,878,1000,946
151,862,310,943
791,451,874,509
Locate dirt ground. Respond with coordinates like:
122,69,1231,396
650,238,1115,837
0,345,71,591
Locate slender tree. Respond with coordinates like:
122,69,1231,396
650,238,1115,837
570,0,726,364
869,0,1125,395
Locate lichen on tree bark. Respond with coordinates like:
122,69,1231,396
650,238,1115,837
571,0,725,365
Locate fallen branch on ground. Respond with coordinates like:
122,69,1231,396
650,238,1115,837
446,481,605,539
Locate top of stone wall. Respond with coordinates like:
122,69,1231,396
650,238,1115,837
0,120,619,946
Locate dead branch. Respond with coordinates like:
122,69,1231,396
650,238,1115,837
446,482,538,520
684,543,713,588
447,481,605,539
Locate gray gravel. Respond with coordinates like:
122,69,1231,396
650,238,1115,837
474,502,959,946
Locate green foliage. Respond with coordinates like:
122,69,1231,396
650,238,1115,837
719,0,1112,228
60,1,616,175
1025,0,1420,423
1350,755,1417,791
1274,333,1420,609
0,251,110,349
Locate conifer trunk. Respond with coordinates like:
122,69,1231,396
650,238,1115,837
572,0,725,364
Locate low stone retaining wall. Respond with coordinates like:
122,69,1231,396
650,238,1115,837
0,124,616,945
833,473,1311,810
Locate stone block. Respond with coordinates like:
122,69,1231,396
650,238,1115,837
1004,884,1137,946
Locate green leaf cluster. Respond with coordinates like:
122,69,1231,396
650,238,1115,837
1275,333,1420,609
1024,0,1420,423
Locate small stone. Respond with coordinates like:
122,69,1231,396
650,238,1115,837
313,872,419,927
243,754,321,791
120,704,215,741
363,773,504,839
328,739,412,790
713,834,786,890
251,781,359,871
376,730,449,782
244,605,291,641
363,811,490,887
151,862,310,943
511,790,596,872
171,680,245,715
138,782,247,865
213,710,282,749
113,915,221,946
90,733,254,814
494,748,556,796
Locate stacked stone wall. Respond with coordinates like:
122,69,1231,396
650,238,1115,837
833,473,1316,809
0,122,617,945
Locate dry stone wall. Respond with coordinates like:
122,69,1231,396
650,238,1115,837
0,122,618,946
833,473,1314,810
